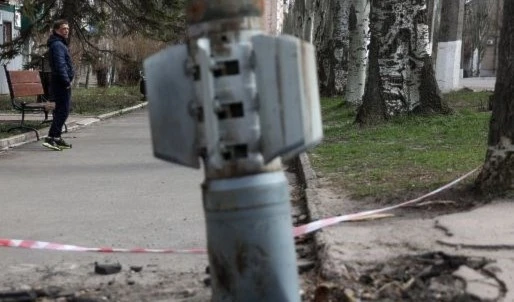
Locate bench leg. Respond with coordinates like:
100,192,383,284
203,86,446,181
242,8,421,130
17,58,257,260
41,110,51,124
20,110,26,127
8,126,40,141
9,110,41,140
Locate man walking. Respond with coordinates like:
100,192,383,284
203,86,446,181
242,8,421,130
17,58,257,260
42,19,74,151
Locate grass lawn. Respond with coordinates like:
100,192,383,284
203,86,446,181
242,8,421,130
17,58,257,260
309,91,493,201
0,86,145,139
71,85,144,115
1,85,493,202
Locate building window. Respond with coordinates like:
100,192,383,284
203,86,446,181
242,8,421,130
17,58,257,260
3,21,12,44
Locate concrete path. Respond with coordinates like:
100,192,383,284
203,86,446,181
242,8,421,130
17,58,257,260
0,103,148,150
0,109,209,294
459,77,496,91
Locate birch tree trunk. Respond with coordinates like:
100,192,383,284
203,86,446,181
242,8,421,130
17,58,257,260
345,0,370,106
282,0,349,96
436,0,465,89
263,0,285,35
427,0,442,61
475,0,514,193
282,0,313,41
355,22,387,124
357,0,450,124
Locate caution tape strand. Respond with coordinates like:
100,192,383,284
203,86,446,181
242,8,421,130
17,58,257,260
292,167,479,237
0,168,479,255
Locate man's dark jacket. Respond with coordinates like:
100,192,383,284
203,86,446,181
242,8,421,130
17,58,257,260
47,33,74,88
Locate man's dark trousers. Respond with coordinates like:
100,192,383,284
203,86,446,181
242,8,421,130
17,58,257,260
48,82,71,138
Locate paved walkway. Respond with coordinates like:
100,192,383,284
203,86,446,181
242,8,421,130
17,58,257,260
0,106,209,297
0,104,147,150
1,78,510,300
459,77,496,91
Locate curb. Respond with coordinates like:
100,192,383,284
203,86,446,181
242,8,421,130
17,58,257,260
0,102,148,151
297,153,346,280
96,102,148,120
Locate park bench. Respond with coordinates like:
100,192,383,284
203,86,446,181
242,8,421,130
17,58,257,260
3,65,56,140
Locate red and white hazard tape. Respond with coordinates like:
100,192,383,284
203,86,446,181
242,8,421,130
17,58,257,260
293,168,479,237
0,238,207,254
0,168,478,254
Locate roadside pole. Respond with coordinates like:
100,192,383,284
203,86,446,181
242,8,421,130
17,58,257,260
144,0,323,300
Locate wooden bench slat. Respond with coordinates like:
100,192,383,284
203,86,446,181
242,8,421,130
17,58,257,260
9,70,42,84
23,102,47,108
11,83,45,97
8,71,45,98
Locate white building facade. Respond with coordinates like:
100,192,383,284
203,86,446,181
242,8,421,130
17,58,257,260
0,0,25,94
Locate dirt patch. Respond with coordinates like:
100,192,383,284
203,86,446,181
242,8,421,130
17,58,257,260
305,252,496,301
296,154,512,302
0,265,211,302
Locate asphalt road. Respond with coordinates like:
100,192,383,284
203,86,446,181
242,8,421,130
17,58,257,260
0,109,209,290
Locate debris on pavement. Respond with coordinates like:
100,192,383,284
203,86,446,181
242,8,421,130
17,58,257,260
94,262,122,275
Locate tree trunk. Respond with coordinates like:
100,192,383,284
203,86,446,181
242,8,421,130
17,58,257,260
356,20,387,125
475,0,514,194
263,0,285,35
96,67,108,87
416,56,452,114
282,0,312,41
437,0,465,85
61,0,80,45
357,0,449,124
345,0,370,106
282,0,349,96
463,0,496,78
379,0,438,114
427,0,442,62
85,64,90,89
110,63,116,86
